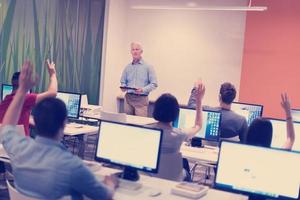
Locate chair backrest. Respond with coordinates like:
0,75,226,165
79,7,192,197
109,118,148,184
6,180,37,200
100,110,127,123
153,152,184,181
7,180,71,200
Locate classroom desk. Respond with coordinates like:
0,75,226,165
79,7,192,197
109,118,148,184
64,123,99,136
180,145,219,164
93,166,247,200
82,112,157,126
0,147,247,200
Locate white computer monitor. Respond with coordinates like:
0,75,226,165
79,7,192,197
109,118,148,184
231,102,263,125
269,118,300,152
215,141,300,199
56,91,81,119
173,107,221,141
291,109,300,122
95,120,163,181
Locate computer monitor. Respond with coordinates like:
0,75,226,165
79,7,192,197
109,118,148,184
95,120,163,181
1,84,13,101
56,91,81,119
1,84,31,101
173,107,221,142
269,118,300,152
215,141,300,200
291,109,300,122
231,102,263,125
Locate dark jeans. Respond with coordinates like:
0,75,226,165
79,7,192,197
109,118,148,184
183,158,192,182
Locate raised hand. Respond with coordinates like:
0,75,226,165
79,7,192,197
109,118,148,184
46,59,56,76
19,61,38,92
195,81,205,102
280,93,291,117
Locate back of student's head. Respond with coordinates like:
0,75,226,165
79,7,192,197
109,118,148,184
11,72,20,90
32,97,67,138
219,82,236,104
246,118,273,148
153,93,179,123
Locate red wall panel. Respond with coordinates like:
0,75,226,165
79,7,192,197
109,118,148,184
239,0,300,119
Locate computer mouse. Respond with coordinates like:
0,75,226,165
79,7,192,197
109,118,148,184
148,189,161,197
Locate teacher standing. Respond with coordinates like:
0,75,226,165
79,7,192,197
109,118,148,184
120,42,158,117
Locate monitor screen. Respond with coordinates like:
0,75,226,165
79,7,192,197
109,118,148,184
231,102,263,125
1,84,31,101
215,141,300,199
95,120,162,173
173,107,221,141
1,84,13,101
56,91,81,119
291,109,300,123
269,118,300,152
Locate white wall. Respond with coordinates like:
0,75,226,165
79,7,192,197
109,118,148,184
100,0,128,111
101,0,247,111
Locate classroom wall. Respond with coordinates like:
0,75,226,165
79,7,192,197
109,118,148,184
239,0,300,119
101,0,128,111
101,0,248,112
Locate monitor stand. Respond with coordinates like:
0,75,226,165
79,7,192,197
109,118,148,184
115,167,140,181
191,138,204,148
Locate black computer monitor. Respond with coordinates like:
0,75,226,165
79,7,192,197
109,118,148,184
291,109,300,122
215,141,300,200
269,118,300,152
56,91,81,119
231,102,263,125
173,107,221,142
1,84,13,101
1,84,31,101
95,120,163,181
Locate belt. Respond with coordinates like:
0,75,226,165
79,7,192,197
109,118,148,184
127,93,148,97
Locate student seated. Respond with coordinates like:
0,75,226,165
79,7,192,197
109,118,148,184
188,82,248,142
246,93,295,150
0,60,58,189
149,81,205,181
0,59,58,136
0,61,117,199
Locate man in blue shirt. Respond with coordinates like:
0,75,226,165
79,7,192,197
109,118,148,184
0,61,118,199
120,42,158,117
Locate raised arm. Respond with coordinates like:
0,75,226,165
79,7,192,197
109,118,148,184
36,60,58,103
183,80,205,139
2,61,37,126
187,81,201,109
281,93,295,150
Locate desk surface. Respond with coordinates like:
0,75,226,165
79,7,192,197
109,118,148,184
0,144,246,200
180,145,219,164
64,123,99,136
82,112,157,126
94,166,247,200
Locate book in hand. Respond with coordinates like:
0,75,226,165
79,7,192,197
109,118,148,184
120,86,138,90
171,182,208,199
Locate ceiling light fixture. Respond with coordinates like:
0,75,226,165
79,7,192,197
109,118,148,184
131,0,267,12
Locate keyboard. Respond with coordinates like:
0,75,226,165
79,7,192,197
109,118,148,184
68,118,99,126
